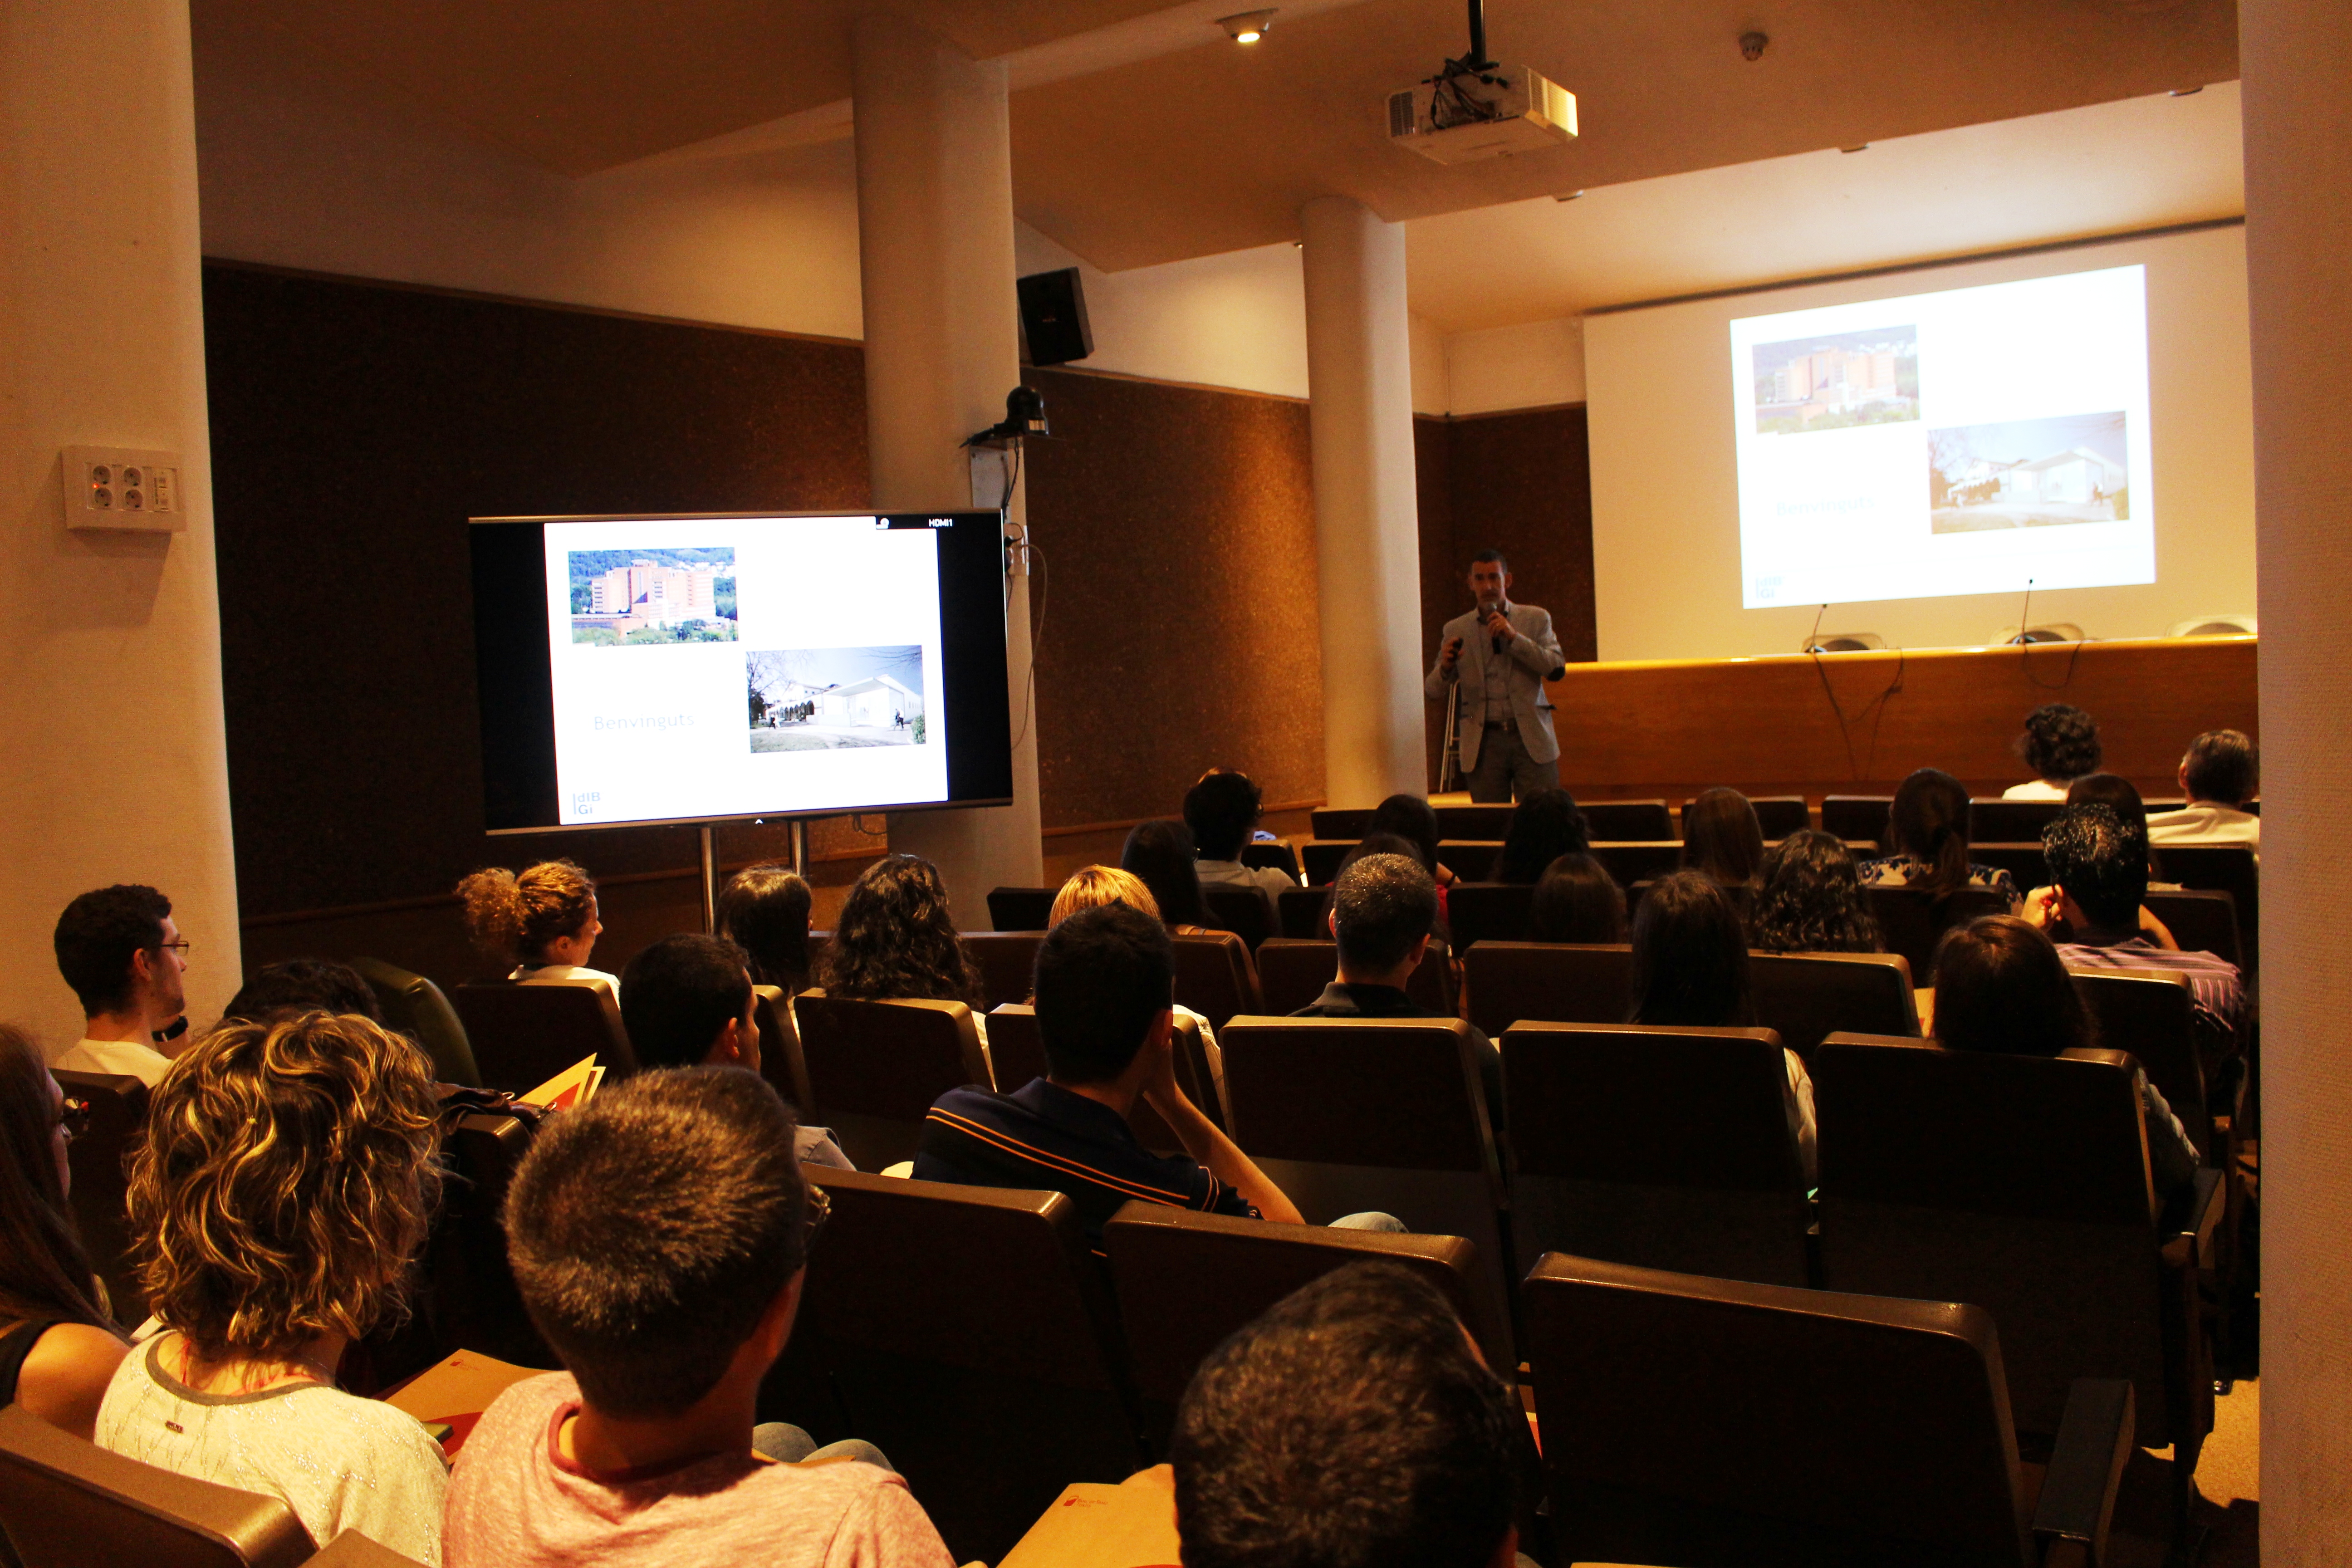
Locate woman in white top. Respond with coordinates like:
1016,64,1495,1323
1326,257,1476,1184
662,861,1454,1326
455,858,619,996
97,1013,450,1563
2003,702,2103,800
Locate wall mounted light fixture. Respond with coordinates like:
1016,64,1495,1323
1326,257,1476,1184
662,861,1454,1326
1219,10,1276,43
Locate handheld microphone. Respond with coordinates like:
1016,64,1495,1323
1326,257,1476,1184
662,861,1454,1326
1485,600,1505,654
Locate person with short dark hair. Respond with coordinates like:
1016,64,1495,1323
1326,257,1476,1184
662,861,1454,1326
1492,788,1590,886
445,1070,952,1567
220,959,382,1026
1857,767,2020,906
2004,703,2103,799
1172,1262,1521,1568
52,884,186,1084
715,862,814,993
1426,550,1567,803
1526,853,1626,944
1185,771,1298,898
1681,787,1765,891
1748,831,1882,954
1121,818,1213,933
2148,729,2260,850
1933,915,2198,1196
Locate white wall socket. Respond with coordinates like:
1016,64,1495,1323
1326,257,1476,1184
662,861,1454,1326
62,446,186,532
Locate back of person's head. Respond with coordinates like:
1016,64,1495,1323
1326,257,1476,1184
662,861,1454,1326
1050,865,1161,927
1184,771,1265,862
0,1026,108,1328
1331,854,1438,975
2042,802,2149,931
1681,788,1765,887
2065,773,2149,836
1172,1261,1518,1568
456,859,596,966
2019,703,2102,783
1527,853,1627,944
1748,830,1881,955
2182,729,2258,806
505,1068,805,1419
715,863,812,992
622,935,754,1069
818,853,980,1006
221,959,382,1026
1367,795,1441,874
1338,832,1424,880
1629,870,1753,1027
1887,767,1974,896
1494,789,1590,884
1121,818,1207,926
53,884,171,1015
128,1014,442,1360
1932,915,2091,1058
1033,902,1176,1085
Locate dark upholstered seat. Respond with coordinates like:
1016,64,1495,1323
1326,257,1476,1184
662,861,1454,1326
352,956,480,1086
791,991,990,1170
1171,931,1264,1031
1749,951,1919,1058
963,930,1044,1009
984,1002,1225,1143
1581,800,1676,840
1820,794,1894,842
1866,885,2013,978
49,1070,147,1326
983,886,1056,932
1446,882,1536,949
1687,794,1810,839
1251,937,1454,1018
1970,798,2069,843
1200,884,1279,951
1461,941,1633,1036
448,978,635,1094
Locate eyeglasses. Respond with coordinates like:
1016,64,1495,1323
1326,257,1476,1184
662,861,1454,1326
58,1097,93,1145
804,1185,831,1255
156,940,191,956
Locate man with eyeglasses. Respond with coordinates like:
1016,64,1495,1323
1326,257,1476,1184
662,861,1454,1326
51,884,187,1084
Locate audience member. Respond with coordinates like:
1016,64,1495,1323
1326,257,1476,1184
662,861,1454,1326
1367,794,1457,888
1526,853,1627,945
1858,768,2020,906
1491,788,1590,885
99,1014,447,1563
1933,916,2199,1196
1681,787,1765,890
1748,830,1882,955
2067,772,2170,885
1338,830,1455,940
2148,729,2260,850
2004,703,2103,799
51,884,186,1084
0,1025,129,1441
446,1069,951,1568
1047,867,1222,1083
457,859,616,994
1185,771,1299,896
1121,818,1214,934
914,902,1306,1245
220,958,381,1025
1171,1262,1521,1568
1629,872,1814,1177
818,854,984,1010
715,862,815,993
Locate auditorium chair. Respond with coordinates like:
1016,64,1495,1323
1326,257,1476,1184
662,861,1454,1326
1171,931,1264,1031
304,1535,430,1567
448,978,636,1095
1446,882,1536,950
1310,807,1374,839
1276,884,1330,939
2066,968,2220,1164
428,1105,557,1369
1238,841,1302,881
50,1070,147,1327
1215,1016,1514,1349
1461,942,1633,1037
1971,842,2050,887
1200,883,1279,951
2141,888,2243,972
0,1404,314,1568
1588,841,1683,887
2154,844,2259,969
1581,800,1676,840
750,985,814,1112
1813,1035,2221,1539
1299,841,1352,886
1686,794,1811,839
1501,1023,1812,1286
1820,794,1894,843
964,930,1044,1008
1436,840,1502,881
1970,798,2070,843
1102,1204,1506,1450
984,886,1056,931
1251,937,1455,1019
1749,951,1921,1058
1433,803,1515,839
1867,885,2013,978
762,1167,1145,1565
350,957,480,1087
1520,1254,2140,1568
791,992,991,1170
985,1002,1226,1140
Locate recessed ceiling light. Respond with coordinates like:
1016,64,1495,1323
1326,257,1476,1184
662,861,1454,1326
1219,9,1276,43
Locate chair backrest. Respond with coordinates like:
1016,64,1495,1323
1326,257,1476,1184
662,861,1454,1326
1588,841,1683,887
1433,803,1515,839
447,979,635,1094
1276,884,1330,940
1581,800,1675,840
1238,842,1301,880
964,931,1044,1009
1502,1023,1810,1285
1199,884,1278,951
984,886,1057,932
0,1404,314,1568
1446,882,1535,949
2156,843,2259,967
791,991,991,1170
1522,1254,2032,1568
985,1003,1226,1140
1813,1036,2175,1444
1686,794,1811,839
2143,887,2242,971
1970,841,2049,887
749,985,813,1112
1171,931,1264,1031
1865,886,2012,978
1299,841,1352,887
770,1167,1143,1564
1460,941,1632,1037
2068,967,2214,1161
1969,798,2068,843
350,957,480,1087
1250,938,1454,1019
50,1071,148,1326
1310,807,1374,839
1820,794,1894,842
432,1110,556,1368
1749,950,1919,1058
1435,840,1501,881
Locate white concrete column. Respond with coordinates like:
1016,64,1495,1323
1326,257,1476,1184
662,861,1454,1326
851,14,1043,928
2242,0,2352,1554
1300,196,1427,806
0,0,240,1047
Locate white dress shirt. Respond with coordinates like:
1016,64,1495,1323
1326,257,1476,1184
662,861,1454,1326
2146,801,2260,850
54,1036,171,1084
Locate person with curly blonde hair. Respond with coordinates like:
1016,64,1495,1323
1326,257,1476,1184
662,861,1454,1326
456,858,615,995
96,1013,450,1564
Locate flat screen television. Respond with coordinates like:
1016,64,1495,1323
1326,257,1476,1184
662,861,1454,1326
468,510,1012,833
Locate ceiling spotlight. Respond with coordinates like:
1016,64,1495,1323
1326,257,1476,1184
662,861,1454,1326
1219,9,1275,43
1740,31,1769,61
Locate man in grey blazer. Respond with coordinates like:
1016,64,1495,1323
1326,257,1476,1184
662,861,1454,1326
1424,550,1566,803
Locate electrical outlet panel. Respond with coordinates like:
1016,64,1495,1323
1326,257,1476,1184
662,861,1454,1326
62,446,187,532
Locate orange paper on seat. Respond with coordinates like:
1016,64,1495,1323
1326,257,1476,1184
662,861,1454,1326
999,1464,1179,1568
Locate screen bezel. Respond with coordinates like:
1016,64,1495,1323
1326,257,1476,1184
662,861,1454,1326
468,509,1014,834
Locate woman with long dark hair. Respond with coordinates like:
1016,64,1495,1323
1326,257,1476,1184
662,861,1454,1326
817,853,984,1008
1681,788,1766,891
1749,830,1883,954
1493,789,1591,886
1121,819,1213,934
1526,853,1626,945
1857,768,2020,906
716,862,815,993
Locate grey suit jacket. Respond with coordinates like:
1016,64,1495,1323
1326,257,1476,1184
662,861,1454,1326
1424,601,1566,769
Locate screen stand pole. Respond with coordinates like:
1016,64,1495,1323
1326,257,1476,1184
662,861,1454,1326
790,819,808,878
699,825,718,935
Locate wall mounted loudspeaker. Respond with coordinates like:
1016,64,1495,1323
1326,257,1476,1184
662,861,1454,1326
1017,268,1093,367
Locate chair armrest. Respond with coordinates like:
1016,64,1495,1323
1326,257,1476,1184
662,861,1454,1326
2032,1377,2136,1568
2158,1166,2225,1270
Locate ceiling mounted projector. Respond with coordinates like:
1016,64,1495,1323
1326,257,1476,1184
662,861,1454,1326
1387,0,1576,165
